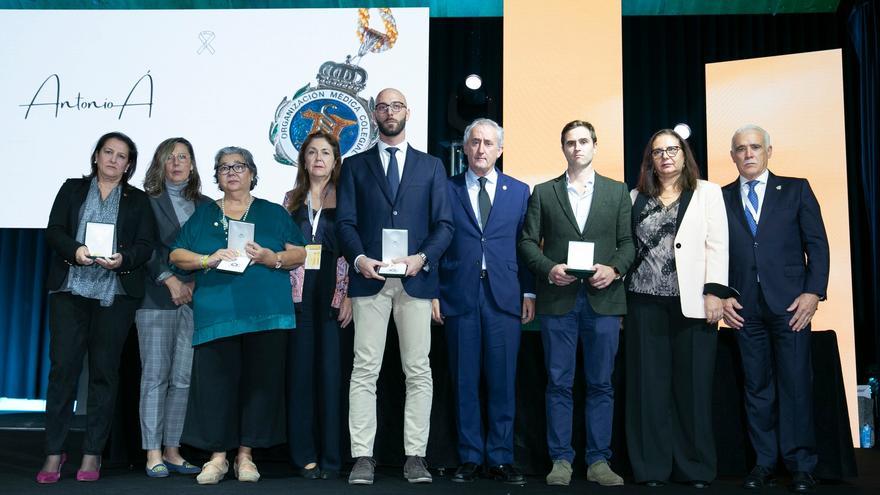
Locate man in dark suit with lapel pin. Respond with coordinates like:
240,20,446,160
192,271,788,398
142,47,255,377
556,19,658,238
336,88,454,485
519,120,634,487
721,125,829,493
431,118,535,485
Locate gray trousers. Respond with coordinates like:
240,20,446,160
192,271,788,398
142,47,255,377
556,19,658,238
136,306,194,450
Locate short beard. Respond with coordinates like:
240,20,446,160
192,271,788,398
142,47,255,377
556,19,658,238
378,116,407,138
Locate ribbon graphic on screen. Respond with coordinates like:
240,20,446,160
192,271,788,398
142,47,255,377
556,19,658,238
197,31,216,55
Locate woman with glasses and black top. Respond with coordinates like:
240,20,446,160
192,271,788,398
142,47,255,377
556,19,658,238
624,129,732,489
169,146,306,485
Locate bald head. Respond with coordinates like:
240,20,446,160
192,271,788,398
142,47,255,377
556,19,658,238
376,88,407,105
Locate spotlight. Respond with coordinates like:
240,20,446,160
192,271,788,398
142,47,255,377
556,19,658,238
673,123,691,140
465,74,482,90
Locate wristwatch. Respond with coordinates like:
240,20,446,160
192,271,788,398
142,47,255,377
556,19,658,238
417,252,429,272
274,255,283,270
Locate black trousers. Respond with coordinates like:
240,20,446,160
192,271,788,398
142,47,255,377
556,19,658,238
737,288,817,473
625,293,717,483
182,330,288,452
45,292,141,455
286,271,352,471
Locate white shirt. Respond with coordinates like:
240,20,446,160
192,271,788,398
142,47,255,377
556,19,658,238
377,140,408,182
739,168,769,223
566,167,596,233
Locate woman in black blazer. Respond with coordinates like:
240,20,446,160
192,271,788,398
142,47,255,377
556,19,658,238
36,132,156,484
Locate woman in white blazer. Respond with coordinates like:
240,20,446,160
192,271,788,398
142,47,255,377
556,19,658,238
624,129,731,488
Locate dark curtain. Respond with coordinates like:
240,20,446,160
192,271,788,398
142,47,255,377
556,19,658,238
0,229,50,399
622,12,848,182
848,0,880,378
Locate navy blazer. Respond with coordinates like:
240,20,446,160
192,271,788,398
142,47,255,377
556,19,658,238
722,172,829,315
439,171,534,318
46,177,157,298
336,144,454,299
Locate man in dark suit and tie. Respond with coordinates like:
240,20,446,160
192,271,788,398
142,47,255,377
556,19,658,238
336,88,454,485
519,120,634,486
431,118,534,485
721,125,829,493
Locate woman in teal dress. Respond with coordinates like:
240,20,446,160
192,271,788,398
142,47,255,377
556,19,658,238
170,146,306,485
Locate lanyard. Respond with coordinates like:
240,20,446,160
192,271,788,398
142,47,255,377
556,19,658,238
306,187,329,243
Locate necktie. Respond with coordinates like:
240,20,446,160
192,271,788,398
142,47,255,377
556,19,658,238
745,179,759,236
386,147,399,199
478,176,491,230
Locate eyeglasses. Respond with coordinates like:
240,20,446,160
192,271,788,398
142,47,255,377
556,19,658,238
165,153,190,162
651,146,681,159
217,163,248,175
375,102,407,114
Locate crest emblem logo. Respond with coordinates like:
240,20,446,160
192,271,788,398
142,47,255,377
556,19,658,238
269,61,377,166
270,8,399,167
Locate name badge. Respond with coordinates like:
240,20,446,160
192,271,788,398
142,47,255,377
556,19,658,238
305,244,322,270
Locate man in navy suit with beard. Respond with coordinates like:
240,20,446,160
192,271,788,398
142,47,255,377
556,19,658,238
721,125,829,493
432,118,534,485
337,88,454,485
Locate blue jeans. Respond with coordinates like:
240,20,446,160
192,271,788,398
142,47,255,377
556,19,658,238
540,286,620,465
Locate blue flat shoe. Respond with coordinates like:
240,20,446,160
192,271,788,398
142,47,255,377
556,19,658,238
146,463,169,478
164,459,201,475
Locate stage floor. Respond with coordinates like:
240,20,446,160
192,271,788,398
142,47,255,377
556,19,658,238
1,427,878,495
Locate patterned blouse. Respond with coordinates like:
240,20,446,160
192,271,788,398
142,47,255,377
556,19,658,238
627,197,680,297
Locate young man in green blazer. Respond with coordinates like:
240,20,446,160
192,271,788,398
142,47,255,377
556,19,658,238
518,120,634,487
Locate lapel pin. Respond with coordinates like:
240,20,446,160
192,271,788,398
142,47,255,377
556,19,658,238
776,185,782,190
502,185,507,190
213,222,219,227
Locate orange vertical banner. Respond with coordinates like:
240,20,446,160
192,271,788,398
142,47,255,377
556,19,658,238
504,0,624,185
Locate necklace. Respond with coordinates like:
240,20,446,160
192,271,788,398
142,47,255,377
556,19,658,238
219,195,254,237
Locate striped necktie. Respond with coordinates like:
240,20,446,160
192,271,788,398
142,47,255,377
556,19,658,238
744,180,759,236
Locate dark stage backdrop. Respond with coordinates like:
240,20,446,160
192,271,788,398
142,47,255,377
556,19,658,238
0,0,877,443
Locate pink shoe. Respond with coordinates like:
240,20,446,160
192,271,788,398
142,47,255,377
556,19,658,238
36,453,67,484
76,458,101,482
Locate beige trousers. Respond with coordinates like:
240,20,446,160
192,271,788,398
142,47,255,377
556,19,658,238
349,278,433,457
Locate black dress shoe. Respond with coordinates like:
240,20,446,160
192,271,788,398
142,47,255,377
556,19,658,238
789,471,816,493
299,465,321,479
488,464,525,485
691,480,710,489
645,480,666,487
319,469,338,480
452,462,480,483
743,465,775,489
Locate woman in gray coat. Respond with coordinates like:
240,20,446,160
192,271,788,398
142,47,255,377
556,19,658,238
137,138,211,477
